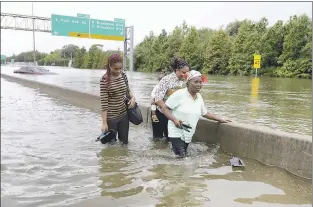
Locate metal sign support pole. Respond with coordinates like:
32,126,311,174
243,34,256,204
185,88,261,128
123,26,134,72
129,26,134,72
123,27,127,71
32,3,36,65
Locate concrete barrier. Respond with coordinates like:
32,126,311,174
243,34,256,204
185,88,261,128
2,73,312,179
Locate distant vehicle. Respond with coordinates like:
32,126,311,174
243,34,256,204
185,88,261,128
13,66,56,75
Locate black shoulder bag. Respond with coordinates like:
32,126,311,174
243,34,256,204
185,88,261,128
122,73,143,125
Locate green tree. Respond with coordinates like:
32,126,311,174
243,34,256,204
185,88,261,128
179,26,202,70
228,19,266,75
202,30,232,75
277,15,312,78
260,20,284,69
61,44,79,59
164,26,184,70
73,47,86,68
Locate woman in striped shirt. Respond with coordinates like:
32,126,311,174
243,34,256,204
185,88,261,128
100,53,136,145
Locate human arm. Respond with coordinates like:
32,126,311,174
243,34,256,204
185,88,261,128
202,112,231,123
154,78,169,110
161,91,183,128
100,77,109,131
123,73,136,108
128,91,136,108
200,99,231,123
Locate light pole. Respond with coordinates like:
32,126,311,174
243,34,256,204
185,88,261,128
32,2,36,65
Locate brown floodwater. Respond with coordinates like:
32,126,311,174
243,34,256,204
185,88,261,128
1,78,311,207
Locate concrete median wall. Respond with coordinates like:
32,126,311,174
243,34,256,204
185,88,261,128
2,73,312,179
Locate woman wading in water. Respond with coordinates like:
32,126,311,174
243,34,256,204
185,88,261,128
162,70,231,157
153,57,190,141
100,53,136,145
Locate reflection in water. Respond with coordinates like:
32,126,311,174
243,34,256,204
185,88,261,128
250,77,260,119
1,79,312,207
251,77,260,102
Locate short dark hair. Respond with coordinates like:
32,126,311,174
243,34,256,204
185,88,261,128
170,57,189,72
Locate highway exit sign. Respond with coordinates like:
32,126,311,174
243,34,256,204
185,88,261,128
51,14,125,41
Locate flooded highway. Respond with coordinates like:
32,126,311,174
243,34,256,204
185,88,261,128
1,65,311,136
1,77,311,207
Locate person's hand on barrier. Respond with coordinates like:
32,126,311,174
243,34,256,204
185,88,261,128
218,118,231,123
128,97,136,109
101,123,108,132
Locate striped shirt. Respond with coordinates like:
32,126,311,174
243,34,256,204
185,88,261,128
100,72,129,120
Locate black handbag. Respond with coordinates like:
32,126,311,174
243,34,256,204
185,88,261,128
122,73,143,125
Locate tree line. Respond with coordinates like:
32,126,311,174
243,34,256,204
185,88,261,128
135,14,312,78
6,44,122,69
6,14,312,78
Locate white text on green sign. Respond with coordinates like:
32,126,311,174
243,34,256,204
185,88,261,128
51,14,125,41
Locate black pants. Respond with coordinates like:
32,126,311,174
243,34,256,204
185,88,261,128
170,138,189,157
152,109,168,140
107,114,129,145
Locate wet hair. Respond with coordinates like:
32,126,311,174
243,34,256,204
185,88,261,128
105,53,123,87
170,57,189,72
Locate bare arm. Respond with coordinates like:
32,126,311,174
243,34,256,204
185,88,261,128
161,91,182,128
156,100,166,110
202,112,231,123
123,73,136,107
130,91,135,100
101,111,107,125
100,78,109,125
202,112,221,122
154,78,168,110
161,104,178,123
200,97,230,123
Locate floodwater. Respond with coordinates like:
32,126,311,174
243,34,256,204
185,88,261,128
1,65,311,136
1,78,311,207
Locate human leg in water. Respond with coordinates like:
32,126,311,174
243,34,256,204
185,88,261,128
170,138,188,158
117,114,129,145
107,118,118,144
152,109,165,140
156,109,169,141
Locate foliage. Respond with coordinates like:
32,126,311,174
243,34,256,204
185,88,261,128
6,14,312,78
134,14,312,79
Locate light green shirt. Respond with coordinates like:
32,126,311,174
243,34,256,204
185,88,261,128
165,88,208,143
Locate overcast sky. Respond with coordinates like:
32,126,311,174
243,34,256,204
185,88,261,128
1,2,312,56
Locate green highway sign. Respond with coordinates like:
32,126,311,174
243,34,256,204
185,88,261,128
51,14,89,37
114,18,125,24
77,13,90,19
1,55,6,64
51,14,125,41
90,19,125,38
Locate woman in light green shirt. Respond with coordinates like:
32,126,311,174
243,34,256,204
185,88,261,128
162,70,231,158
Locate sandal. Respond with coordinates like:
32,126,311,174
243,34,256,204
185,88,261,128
152,114,159,122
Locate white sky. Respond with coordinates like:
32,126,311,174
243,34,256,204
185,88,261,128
1,1,312,56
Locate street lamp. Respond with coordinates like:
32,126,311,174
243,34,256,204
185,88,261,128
32,2,36,65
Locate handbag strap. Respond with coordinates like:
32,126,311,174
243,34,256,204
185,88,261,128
122,72,131,98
